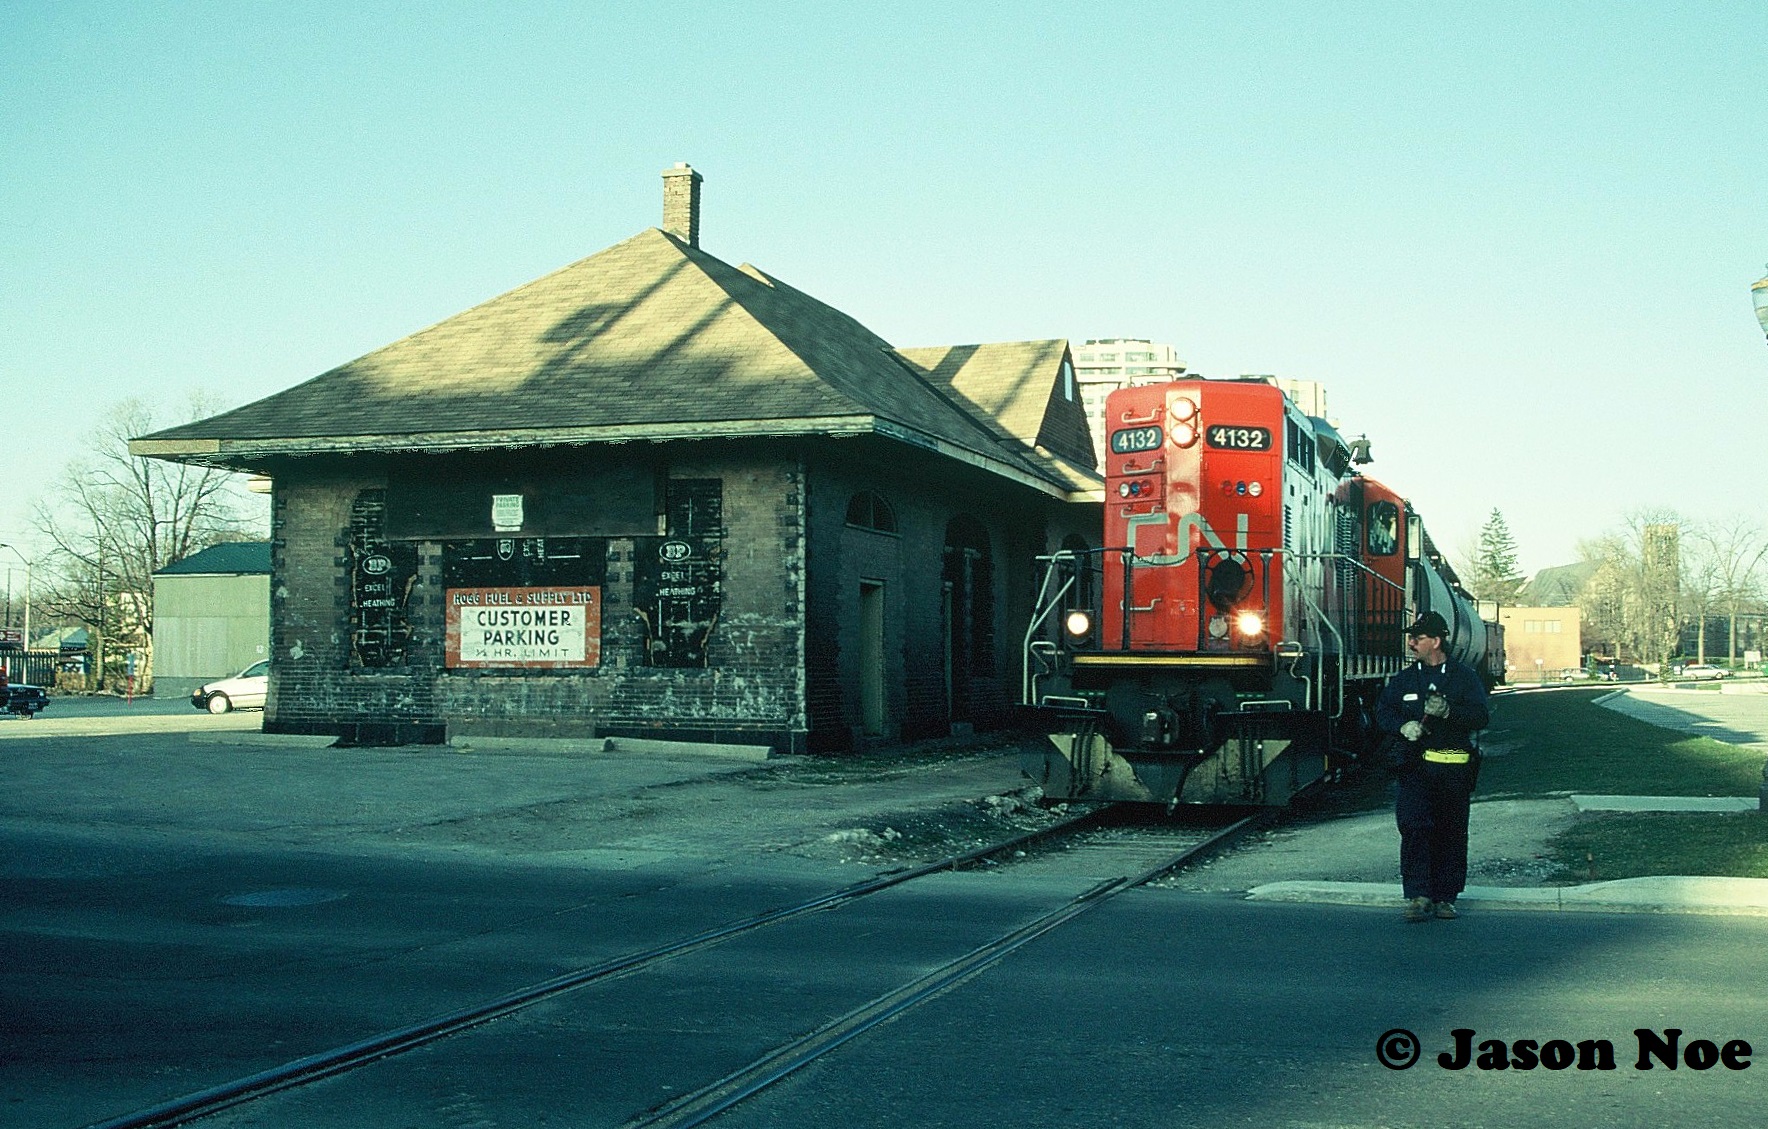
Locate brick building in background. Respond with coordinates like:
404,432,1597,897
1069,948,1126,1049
133,167,1102,752
1497,605,1583,681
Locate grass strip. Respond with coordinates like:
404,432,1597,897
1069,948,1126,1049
1477,689,1768,880
1550,811,1768,882
1478,689,1765,798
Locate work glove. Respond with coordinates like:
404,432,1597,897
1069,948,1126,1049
1424,694,1450,718
1400,720,1425,742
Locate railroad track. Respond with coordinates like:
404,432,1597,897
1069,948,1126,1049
622,811,1263,1129
83,804,1264,1129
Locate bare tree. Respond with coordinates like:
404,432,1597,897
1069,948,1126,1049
1576,532,1630,661
30,396,268,689
1575,509,1686,671
1680,533,1724,664
1690,516,1768,665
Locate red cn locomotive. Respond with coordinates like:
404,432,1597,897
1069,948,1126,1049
1023,376,1502,806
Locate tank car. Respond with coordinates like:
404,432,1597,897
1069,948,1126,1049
1022,376,1502,806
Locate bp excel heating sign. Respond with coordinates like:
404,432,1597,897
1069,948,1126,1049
444,586,602,669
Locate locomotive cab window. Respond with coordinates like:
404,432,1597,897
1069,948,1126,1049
1367,501,1399,556
1285,416,1316,477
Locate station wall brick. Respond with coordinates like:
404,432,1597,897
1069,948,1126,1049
264,447,808,751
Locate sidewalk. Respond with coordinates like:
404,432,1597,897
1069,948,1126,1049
1247,876,1768,916
1246,790,1768,916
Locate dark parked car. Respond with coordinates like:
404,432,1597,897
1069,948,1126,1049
5,681,48,718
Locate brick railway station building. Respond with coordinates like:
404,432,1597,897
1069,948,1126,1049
134,167,1103,753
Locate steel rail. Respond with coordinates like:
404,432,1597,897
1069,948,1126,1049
623,811,1268,1129
80,804,1116,1129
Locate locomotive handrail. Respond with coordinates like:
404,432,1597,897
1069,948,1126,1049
1284,551,1405,592
1286,550,1406,664
1292,582,1344,718
1022,553,1082,703
1026,641,1060,706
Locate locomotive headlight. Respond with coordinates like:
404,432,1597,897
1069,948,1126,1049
1236,610,1266,637
1171,421,1198,448
1169,396,1198,422
1064,610,1092,638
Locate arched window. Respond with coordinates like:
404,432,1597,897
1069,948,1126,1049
845,491,898,534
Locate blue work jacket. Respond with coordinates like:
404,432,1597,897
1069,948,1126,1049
1375,657,1491,753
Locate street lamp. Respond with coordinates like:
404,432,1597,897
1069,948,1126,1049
0,543,30,654
1753,265,1768,342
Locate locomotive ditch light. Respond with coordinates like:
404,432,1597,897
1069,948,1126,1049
1207,615,1230,639
1064,610,1093,638
1235,610,1265,637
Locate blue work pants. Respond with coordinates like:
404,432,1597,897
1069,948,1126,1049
1395,762,1475,902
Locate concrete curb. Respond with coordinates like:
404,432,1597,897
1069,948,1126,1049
1571,794,1757,813
449,735,774,762
597,736,774,762
188,730,338,749
1246,877,1768,917
181,731,775,761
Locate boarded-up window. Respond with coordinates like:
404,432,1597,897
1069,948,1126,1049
348,490,418,668
633,480,724,667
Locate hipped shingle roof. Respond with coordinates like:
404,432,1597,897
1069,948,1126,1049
136,228,1099,497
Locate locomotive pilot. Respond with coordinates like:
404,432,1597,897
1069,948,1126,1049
1375,611,1491,923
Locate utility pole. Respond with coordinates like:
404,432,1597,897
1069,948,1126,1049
0,543,31,657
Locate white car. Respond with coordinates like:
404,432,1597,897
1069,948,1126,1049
1679,664,1728,681
191,660,269,713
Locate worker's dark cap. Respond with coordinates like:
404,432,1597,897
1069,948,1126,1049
1406,611,1450,639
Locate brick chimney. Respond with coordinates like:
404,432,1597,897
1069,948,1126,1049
661,163,702,248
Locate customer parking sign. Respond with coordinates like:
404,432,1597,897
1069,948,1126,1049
444,586,601,668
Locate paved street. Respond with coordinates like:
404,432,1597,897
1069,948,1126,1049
3,706,1766,1128
0,714,1021,1128
1598,684,1768,751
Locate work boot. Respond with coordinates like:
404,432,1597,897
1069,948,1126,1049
1433,901,1458,920
1403,896,1433,923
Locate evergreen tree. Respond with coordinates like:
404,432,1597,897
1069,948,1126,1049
1470,508,1525,604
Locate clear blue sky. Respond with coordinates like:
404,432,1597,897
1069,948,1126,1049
4,1,1766,575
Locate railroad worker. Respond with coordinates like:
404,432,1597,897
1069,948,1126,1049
1376,610,1491,924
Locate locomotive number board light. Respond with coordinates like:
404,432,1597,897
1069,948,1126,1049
1205,425,1272,450
1110,425,1162,454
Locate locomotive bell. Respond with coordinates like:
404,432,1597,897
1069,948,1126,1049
1753,266,1768,342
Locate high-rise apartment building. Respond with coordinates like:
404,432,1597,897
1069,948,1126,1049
1071,338,1187,460
1072,342,1337,461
